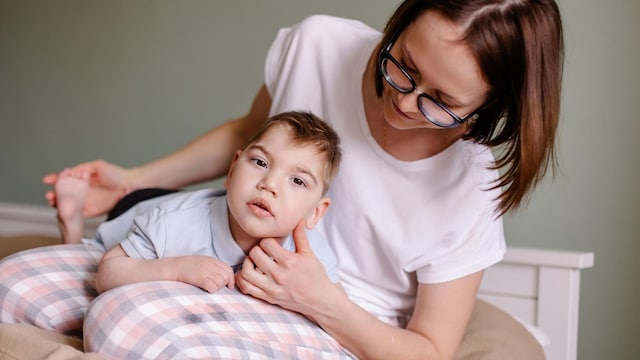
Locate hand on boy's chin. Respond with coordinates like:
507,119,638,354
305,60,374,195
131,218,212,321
263,236,286,246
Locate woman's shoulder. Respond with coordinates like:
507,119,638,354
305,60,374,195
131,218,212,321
295,14,375,32
455,140,502,187
460,141,498,168
287,14,379,44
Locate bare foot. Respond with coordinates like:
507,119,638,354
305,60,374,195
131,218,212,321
55,169,90,244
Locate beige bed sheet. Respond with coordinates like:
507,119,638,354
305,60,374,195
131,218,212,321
0,235,62,260
0,323,102,360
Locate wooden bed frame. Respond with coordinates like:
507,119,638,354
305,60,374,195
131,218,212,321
479,247,594,360
0,203,594,360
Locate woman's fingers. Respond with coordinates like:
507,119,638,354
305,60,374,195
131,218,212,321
249,239,281,272
236,257,270,297
291,221,313,254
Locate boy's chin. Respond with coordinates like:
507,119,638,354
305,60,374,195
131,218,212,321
241,227,284,240
248,233,287,243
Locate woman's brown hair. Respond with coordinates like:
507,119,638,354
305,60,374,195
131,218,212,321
375,0,564,215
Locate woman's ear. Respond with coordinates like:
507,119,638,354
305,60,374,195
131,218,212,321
464,114,479,135
224,150,242,188
304,198,331,230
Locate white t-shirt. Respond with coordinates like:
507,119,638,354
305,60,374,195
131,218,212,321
265,15,505,324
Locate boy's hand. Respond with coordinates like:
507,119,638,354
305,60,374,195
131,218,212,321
176,256,235,293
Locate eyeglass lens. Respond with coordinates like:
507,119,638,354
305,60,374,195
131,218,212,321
381,58,456,127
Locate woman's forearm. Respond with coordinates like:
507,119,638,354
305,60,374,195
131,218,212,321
128,118,252,190
311,273,483,360
311,290,441,360
128,85,272,190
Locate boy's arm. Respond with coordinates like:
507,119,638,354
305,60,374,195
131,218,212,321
95,245,236,293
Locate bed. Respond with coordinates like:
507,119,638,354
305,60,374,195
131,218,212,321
0,202,594,359
478,247,594,359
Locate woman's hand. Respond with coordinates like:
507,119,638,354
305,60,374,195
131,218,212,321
43,160,134,217
235,221,339,318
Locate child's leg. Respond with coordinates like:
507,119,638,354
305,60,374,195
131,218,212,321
55,169,90,244
85,282,354,359
0,244,103,335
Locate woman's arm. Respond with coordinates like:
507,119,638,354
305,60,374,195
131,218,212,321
43,85,273,217
96,245,236,293
128,85,272,190
317,275,483,360
236,225,482,360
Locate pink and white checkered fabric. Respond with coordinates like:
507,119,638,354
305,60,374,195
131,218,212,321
84,281,354,359
0,244,103,334
0,245,353,358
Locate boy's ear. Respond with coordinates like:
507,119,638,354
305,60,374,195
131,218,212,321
224,150,242,188
304,198,331,230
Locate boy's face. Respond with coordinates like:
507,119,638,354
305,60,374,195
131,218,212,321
224,123,330,240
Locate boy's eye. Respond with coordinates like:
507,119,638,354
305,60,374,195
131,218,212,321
292,177,307,187
252,158,267,168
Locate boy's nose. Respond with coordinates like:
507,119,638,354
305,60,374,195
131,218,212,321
257,176,278,197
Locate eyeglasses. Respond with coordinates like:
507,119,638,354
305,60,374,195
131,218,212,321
378,34,487,128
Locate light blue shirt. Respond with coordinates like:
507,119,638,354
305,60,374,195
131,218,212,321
85,188,338,282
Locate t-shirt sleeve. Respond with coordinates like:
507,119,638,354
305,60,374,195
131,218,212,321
264,25,289,97
263,15,330,110
119,205,168,260
265,17,314,99
415,213,505,284
412,182,506,284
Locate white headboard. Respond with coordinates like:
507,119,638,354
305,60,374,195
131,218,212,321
479,247,594,360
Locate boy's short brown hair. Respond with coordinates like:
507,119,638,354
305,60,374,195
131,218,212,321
248,111,341,193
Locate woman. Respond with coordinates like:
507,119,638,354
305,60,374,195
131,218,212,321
3,1,563,358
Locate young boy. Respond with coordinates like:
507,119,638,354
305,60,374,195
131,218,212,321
53,111,341,294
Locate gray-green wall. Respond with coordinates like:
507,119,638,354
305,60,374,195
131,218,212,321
1,1,638,358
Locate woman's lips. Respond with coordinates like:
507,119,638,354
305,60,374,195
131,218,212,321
392,101,411,119
391,100,429,126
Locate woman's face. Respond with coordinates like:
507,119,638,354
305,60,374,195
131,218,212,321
382,10,490,131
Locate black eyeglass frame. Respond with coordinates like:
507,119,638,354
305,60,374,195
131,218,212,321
378,32,491,128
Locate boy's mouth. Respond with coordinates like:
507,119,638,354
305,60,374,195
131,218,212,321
248,198,273,217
